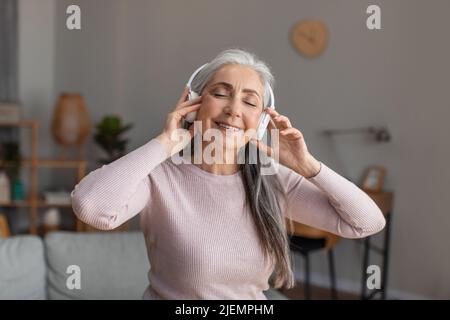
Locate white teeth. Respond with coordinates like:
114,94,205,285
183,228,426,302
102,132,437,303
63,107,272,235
216,122,241,132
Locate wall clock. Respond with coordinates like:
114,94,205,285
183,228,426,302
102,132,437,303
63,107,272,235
291,19,328,58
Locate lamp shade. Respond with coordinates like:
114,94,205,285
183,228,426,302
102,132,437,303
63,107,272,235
51,93,91,147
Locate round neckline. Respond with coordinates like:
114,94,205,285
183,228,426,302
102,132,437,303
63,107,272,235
171,157,242,180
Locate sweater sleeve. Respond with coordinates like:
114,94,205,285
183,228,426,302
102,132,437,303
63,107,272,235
71,138,168,230
279,162,386,239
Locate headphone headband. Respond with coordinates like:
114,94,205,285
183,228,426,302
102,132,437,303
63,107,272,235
186,63,209,90
187,63,274,108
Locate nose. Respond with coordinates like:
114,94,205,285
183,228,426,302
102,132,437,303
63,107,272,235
223,95,242,119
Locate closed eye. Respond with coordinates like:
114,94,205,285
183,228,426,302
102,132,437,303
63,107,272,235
214,94,256,107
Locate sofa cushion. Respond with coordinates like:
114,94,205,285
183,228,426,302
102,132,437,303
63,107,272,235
263,288,289,300
45,231,149,300
0,235,46,299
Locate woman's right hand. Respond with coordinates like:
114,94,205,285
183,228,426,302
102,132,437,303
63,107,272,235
156,86,202,158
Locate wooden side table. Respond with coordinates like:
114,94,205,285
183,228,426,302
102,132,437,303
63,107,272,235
361,191,394,300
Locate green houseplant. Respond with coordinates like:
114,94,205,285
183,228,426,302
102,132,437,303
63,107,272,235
94,115,133,164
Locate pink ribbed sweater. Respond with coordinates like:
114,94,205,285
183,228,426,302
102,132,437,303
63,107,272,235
71,138,385,300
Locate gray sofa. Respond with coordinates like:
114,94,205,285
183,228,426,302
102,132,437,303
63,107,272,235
0,231,288,300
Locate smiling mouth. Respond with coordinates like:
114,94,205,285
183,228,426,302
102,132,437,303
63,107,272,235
214,121,243,133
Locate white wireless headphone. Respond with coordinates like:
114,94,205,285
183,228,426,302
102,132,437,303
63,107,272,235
184,63,275,140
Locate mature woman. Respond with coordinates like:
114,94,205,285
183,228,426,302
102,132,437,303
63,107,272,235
71,49,385,300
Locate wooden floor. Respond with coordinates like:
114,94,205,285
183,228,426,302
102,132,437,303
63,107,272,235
278,281,360,300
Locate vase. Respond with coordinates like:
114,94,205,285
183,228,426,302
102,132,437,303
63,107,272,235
51,93,91,148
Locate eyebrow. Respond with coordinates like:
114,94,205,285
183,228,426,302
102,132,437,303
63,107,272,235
210,81,261,100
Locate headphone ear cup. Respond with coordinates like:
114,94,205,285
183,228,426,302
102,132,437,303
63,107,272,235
255,84,275,140
184,63,208,124
188,90,199,101
256,113,270,140
184,88,199,123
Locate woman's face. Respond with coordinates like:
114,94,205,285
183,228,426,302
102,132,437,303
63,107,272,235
194,64,265,154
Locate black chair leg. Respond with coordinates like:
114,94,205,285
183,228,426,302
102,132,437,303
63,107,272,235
304,253,311,300
328,249,338,300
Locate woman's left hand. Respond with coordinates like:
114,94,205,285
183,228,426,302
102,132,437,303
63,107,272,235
251,108,322,178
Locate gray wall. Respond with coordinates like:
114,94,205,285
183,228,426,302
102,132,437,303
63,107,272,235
18,0,55,157
16,0,57,231
18,0,450,298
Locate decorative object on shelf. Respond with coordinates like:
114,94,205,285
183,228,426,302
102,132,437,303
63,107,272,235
0,213,11,238
44,190,72,205
291,19,328,58
323,126,392,143
11,179,25,201
361,166,387,193
42,208,61,234
0,141,21,180
94,115,133,164
51,93,91,157
0,141,24,201
0,103,21,123
0,171,10,202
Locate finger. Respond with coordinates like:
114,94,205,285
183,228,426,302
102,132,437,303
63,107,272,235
177,86,190,104
280,128,302,137
267,116,284,130
177,103,202,116
273,115,292,128
265,108,279,117
265,109,291,128
176,95,202,110
267,118,277,130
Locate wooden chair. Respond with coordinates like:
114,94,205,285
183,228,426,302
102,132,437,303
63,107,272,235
286,219,341,299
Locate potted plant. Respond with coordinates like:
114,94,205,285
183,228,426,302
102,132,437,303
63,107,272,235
94,115,133,164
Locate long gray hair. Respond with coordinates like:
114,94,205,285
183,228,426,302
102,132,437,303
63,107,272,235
185,48,295,289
